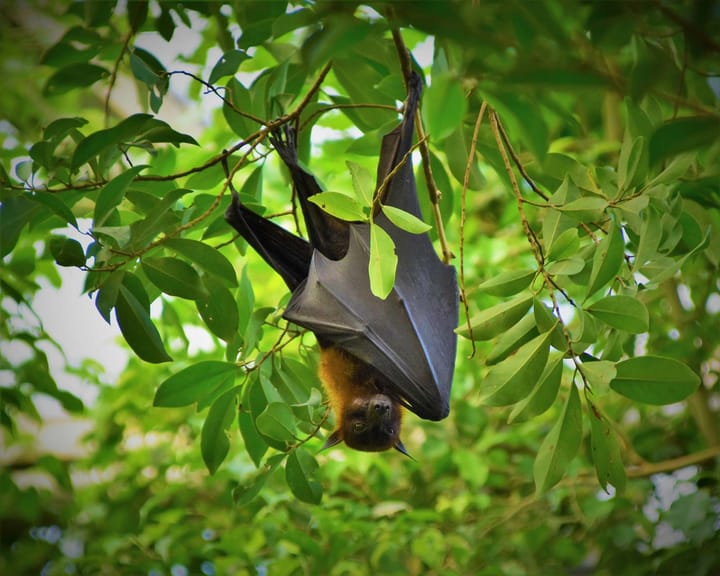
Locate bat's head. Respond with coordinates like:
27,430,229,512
319,347,411,456
323,392,407,453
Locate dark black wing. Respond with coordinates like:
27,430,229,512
284,73,459,420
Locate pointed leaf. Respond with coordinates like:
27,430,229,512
256,402,297,443
588,400,626,493
346,160,373,205
308,192,367,222
142,256,208,300
476,269,535,297
382,205,431,234
196,277,239,341
586,221,624,299
460,292,533,341
610,356,700,405
154,361,237,408
368,223,397,300
422,74,467,141
285,448,322,504
480,330,553,406
201,387,239,474
508,352,563,423
558,196,608,222
94,165,147,227
534,384,582,494
165,238,237,286
115,285,172,363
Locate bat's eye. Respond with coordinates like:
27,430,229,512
353,422,366,433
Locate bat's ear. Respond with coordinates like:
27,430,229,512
321,430,344,451
394,440,414,460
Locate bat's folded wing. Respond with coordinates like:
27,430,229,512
284,225,457,421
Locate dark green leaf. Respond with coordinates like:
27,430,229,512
196,277,239,341
610,356,700,405
256,402,296,443
142,257,208,300
586,221,624,299
649,116,720,166
154,361,237,408
115,285,172,363
165,238,237,286
285,448,322,504
29,191,78,228
44,63,110,96
208,49,249,84
49,237,85,267
0,196,42,257
201,387,239,474
534,384,582,494
239,406,268,468
127,0,148,32
508,352,564,423
94,165,147,227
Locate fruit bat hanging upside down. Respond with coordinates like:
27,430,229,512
225,72,458,454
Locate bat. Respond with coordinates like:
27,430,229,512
225,72,458,454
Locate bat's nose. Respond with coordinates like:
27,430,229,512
371,397,391,414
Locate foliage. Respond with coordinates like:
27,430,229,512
1,1,719,574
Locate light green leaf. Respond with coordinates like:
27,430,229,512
486,313,538,365
308,192,367,222
558,196,608,222
617,135,647,192
610,356,700,405
534,384,582,494
422,74,467,141
346,160,373,205
382,205,431,234
586,295,649,333
368,223,397,300
581,360,617,395
477,269,535,297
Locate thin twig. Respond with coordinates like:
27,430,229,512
460,102,487,356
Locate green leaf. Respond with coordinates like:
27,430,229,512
508,352,563,423
127,0,148,31
546,257,585,276
558,196,608,222
308,192,367,222
534,384,582,494
201,387,239,475
165,238,237,286
477,269,536,297
285,448,322,504
346,160,373,205
44,63,110,96
486,313,538,365
588,400,626,493
49,237,85,267
142,257,208,300
586,221,624,299
0,196,42,257
586,295,649,333
239,406,268,468
459,292,533,341
480,329,553,406
617,135,647,192
256,402,297,443
581,360,617,395
196,277,239,341
546,228,580,262
43,116,88,142
115,285,172,363
610,356,700,405
94,165,147,227
368,223,397,300
422,74,467,141
154,361,237,408
209,49,249,84
72,114,152,170
381,205,431,234
649,116,720,166
29,191,78,229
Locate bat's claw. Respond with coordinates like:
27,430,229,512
269,125,299,167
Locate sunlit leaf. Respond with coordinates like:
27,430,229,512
586,295,649,333
368,223,397,299
610,356,700,405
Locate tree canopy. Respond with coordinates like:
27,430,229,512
1,1,719,574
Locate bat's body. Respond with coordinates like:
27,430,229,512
225,73,458,453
